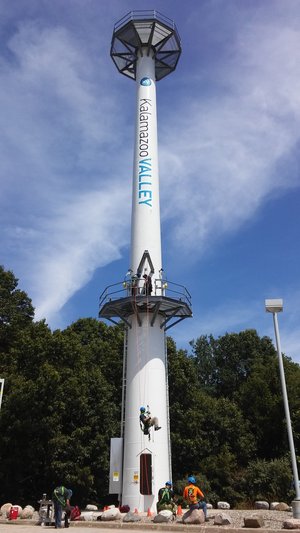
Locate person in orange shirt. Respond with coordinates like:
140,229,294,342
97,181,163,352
183,476,208,520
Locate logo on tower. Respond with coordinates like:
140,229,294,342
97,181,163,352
140,77,151,86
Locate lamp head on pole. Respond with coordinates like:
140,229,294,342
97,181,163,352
265,299,283,313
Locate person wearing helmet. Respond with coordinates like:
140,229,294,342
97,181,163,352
157,481,177,514
52,486,73,528
142,274,152,295
183,476,208,520
139,406,161,437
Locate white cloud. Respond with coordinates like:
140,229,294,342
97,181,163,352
0,19,131,321
32,186,130,321
159,14,300,253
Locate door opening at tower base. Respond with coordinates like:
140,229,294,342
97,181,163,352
140,453,152,495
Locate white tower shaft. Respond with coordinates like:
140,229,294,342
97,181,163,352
131,50,162,280
122,49,170,512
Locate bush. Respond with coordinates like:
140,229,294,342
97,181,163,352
244,456,293,502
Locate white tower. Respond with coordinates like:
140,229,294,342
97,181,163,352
99,11,192,512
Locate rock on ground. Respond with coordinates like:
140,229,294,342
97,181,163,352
182,508,205,524
153,513,172,523
255,501,269,510
218,501,230,509
214,512,233,525
123,511,142,522
101,508,122,521
274,502,290,511
283,518,300,529
244,514,265,528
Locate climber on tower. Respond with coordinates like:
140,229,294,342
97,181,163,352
139,406,161,437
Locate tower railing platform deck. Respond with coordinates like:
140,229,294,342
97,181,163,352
99,279,192,331
114,10,177,32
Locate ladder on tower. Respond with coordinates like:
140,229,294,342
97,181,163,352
121,328,128,438
165,337,172,478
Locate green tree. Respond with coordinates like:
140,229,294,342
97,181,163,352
191,330,277,400
0,265,34,352
244,456,293,502
168,337,256,484
0,266,124,505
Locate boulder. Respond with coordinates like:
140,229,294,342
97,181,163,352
217,501,230,509
254,501,269,510
274,502,290,511
153,513,170,523
80,511,97,521
283,519,300,529
123,511,142,522
1,503,12,516
32,511,40,521
182,508,205,524
244,514,265,528
101,508,122,521
85,504,98,511
21,506,34,519
24,505,35,513
270,502,280,510
159,510,174,520
207,503,213,509
214,512,232,525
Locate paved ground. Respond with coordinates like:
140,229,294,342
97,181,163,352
0,525,228,533
0,523,292,533
0,523,126,533
0,509,298,533
0,521,295,533
0,525,168,533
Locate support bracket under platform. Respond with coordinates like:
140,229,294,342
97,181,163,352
99,279,192,331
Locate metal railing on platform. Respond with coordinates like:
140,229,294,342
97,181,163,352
114,10,177,32
99,278,191,310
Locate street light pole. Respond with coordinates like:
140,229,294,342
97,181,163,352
265,299,300,517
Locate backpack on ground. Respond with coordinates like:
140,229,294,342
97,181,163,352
70,506,81,521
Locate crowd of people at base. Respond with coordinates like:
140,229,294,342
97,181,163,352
157,476,208,520
51,476,207,527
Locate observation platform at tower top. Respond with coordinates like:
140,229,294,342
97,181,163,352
99,277,192,331
110,10,181,81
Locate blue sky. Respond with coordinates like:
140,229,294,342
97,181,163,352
1,0,300,362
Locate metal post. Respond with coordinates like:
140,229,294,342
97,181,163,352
272,312,300,511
